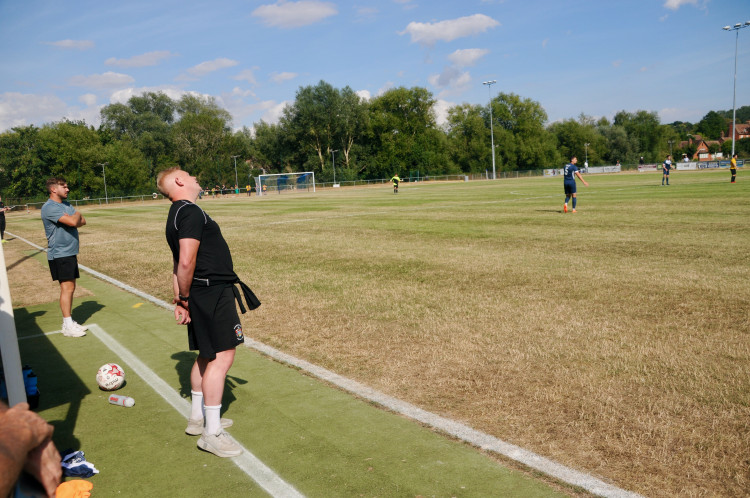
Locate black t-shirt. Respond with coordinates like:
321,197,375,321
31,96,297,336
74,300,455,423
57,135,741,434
0,202,5,219
165,200,235,282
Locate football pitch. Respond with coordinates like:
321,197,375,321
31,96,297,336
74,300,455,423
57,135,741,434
4,168,748,497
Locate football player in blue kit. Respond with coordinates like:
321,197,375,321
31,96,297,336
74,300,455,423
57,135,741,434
563,156,588,213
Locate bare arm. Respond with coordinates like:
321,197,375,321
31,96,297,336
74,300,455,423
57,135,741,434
172,238,200,324
575,171,589,187
0,403,61,498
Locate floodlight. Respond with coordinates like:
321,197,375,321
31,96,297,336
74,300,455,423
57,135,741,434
723,26,731,30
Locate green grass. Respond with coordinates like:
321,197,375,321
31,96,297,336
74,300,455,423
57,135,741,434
5,168,749,496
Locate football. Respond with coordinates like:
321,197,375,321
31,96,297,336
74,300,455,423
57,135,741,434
96,363,125,391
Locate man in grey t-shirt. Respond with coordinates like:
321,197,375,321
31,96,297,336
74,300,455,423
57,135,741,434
41,178,87,337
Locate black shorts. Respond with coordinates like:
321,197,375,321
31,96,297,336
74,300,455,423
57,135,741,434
187,284,244,359
48,255,80,281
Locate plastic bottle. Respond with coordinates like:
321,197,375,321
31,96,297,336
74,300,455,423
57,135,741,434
108,394,135,407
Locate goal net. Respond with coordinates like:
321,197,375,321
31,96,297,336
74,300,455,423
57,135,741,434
255,172,316,196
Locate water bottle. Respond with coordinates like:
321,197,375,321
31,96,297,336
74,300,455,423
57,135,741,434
108,394,135,407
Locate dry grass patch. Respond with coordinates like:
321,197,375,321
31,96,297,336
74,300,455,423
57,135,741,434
5,173,749,497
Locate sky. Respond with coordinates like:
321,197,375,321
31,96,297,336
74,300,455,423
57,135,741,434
0,0,748,134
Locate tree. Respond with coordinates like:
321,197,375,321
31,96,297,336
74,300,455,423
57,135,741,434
613,110,663,162
490,93,559,170
366,86,449,178
696,111,728,140
0,125,46,199
99,92,177,179
548,115,604,166
170,95,232,184
445,103,489,173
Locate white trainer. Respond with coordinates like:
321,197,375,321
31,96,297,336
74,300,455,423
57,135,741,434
185,417,233,436
197,431,243,457
61,322,86,337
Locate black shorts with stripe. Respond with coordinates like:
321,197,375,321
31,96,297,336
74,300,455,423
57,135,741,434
186,283,244,359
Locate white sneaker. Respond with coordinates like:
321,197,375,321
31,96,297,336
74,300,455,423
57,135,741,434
61,322,86,337
73,321,88,331
197,431,243,457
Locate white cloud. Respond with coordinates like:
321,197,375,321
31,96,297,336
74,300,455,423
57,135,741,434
262,101,289,124
400,14,499,46
376,82,395,97
229,87,256,98
109,86,198,105
79,94,97,106
44,39,94,50
105,51,175,68
542,38,549,49
612,59,623,67
447,48,489,67
0,92,67,130
428,67,472,96
233,69,259,85
0,92,103,131
187,58,239,77
69,71,135,89
356,89,371,101
252,1,337,28
270,71,298,83
663,0,697,10
434,99,453,127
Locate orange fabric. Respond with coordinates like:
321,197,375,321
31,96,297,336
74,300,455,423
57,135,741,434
56,479,93,497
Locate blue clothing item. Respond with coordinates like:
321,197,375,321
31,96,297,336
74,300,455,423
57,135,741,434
563,163,579,183
41,199,80,260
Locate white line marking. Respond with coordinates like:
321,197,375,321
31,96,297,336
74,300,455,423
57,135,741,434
9,217,644,497
88,324,304,498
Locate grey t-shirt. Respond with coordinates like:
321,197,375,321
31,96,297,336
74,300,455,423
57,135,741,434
41,199,80,260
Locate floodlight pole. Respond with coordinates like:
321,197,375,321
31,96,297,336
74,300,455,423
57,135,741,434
723,21,750,157
231,155,240,190
668,140,674,157
483,80,497,180
584,143,589,168
331,149,338,185
98,162,108,204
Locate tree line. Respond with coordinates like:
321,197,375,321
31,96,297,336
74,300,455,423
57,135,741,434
1,81,748,201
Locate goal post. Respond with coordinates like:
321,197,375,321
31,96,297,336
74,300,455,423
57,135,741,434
255,172,316,196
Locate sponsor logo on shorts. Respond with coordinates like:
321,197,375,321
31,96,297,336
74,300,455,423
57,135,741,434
234,324,243,340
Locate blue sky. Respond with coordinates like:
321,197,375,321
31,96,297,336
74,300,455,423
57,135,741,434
0,0,748,133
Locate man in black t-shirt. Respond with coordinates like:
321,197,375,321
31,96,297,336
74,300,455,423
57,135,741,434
157,167,259,458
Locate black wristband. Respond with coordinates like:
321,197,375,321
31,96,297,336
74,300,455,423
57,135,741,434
179,294,189,301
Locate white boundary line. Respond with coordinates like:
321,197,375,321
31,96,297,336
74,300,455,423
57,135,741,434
87,324,303,498
8,230,642,497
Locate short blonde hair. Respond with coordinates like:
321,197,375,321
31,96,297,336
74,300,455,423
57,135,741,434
156,167,181,199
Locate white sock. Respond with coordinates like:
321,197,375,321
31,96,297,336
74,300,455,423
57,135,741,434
190,391,204,420
62,316,73,327
205,405,222,435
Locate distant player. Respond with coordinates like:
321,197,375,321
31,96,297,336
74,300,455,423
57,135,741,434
662,155,673,185
391,174,401,194
730,154,737,183
563,157,588,213
0,195,10,242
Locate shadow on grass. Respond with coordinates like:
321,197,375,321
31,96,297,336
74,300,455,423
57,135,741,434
12,307,91,452
73,300,104,327
171,350,247,415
